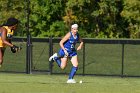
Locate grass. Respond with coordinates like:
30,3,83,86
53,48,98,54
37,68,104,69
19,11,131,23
1,42,140,93
0,73,140,93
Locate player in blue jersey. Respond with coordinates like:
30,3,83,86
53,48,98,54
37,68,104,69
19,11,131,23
49,24,83,83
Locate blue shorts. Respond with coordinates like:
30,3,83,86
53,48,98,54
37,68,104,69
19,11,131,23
58,48,77,57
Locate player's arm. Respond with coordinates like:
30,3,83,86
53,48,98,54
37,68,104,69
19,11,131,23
77,36,83,51
59,32,70,51
1,28,13,47
1,28,21,53
8,39,12,44
59,32,70,56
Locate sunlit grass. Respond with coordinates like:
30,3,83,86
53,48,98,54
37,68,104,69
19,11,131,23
0,73,140,93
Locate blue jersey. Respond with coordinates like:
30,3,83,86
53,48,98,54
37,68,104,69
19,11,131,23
59,31,79,57
64,32,79,51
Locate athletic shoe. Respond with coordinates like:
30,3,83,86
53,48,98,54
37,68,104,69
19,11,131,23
49,53,58,61
67,79,76,83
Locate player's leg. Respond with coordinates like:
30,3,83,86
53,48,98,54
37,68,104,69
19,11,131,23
69,55,78,79
0,48,5,67
49,53,61,67
0,48,2,67
49,49,68,69
52,54,68,69
60,57,68,69
67,55,78,83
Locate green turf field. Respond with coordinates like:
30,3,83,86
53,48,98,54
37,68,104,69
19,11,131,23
1,41,140,93
0,73,140,93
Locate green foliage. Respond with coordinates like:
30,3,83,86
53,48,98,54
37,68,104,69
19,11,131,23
0,0,140,38
38,21,66,37
121,0,140,38
0,0,26,36
29,0,65,37
92,0,121,38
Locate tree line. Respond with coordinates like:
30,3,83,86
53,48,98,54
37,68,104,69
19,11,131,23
0,0,140,38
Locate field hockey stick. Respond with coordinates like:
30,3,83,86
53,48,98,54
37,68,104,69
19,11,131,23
16,39,26,52
57,55,72,59
19,39,27,46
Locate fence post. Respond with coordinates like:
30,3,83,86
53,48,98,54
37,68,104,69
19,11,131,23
26,34,32,74
49,36,53,74
82,43,85,76
26,0,32,74
121,44,125,77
